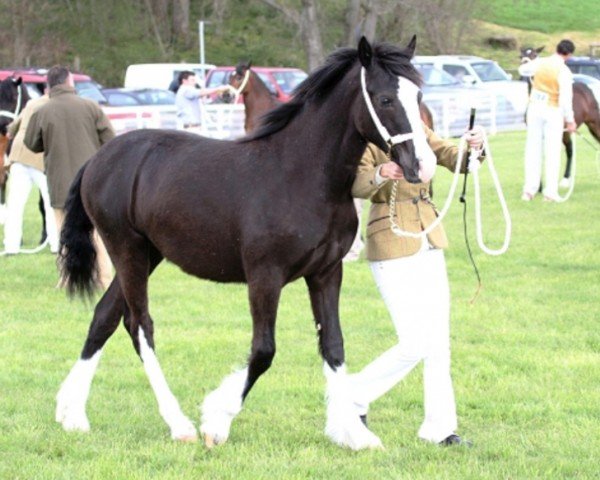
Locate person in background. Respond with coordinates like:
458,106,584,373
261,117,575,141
518,39,577,201
350,124,485,447
24,65,115,289
175,70,233,133
2,91,59,255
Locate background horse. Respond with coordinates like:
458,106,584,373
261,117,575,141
520,47,600,183
0,77,30,222
0,76,48,243
229,61,281,133
56,36,435,451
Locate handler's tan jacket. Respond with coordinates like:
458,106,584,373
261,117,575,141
352,125,470,261
7,95,49,172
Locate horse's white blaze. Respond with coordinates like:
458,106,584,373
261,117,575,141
200,368,247,445
323,362,383,450
397,77,437,183
138,329,197,440
55,349,102,432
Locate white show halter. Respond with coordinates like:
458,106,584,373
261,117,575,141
231,69,251,103
360,67,415,147
0,80,24,120
388,129,512,256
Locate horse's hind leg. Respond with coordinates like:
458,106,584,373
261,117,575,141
562,133,573,181
306,263,383,450
115,242,197,441
201,269,283,447
56,280,126,432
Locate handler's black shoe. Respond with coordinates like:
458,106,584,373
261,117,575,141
359,414,368,427
439,434,473,448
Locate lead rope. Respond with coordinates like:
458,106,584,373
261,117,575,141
388,130,512,299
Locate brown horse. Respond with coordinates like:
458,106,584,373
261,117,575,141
520,47,600,181
229,62,280,133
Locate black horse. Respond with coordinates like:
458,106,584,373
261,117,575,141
0,77,30,208
55,37,431,450
0,76,48,242
520,47,600,183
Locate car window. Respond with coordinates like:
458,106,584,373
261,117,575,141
579,65,600,79
413,64,460,86
75,81,108,103
136,90,176,105
206,70,229,87
255,73,277,95
470,62,510,82
106,93,139,106
442,65,470,82
24,83,42,99
271,71,308,94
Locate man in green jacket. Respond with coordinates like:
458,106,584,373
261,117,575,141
25,65,115,289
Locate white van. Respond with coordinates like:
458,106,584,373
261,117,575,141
124,63,216,90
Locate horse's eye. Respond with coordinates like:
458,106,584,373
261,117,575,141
379,97,393,107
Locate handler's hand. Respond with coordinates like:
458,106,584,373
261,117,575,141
466,125,485,150
565,121,577,133
379,161,405,180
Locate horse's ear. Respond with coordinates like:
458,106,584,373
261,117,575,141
536,46,545,54
247,60,252,69
406,35,417,58
11,76,23,86
358,36,373,68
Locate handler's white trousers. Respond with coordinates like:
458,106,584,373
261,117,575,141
523,101,564,199
351,244,457,443
3,162,59,254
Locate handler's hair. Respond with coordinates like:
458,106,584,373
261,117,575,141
556,39,575,56
47,65,71,89
177,70,195,84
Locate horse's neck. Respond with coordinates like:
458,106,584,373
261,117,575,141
273,90,365,198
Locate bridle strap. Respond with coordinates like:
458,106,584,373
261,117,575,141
360,67,414,148
0,82,23,120
233,69,251,98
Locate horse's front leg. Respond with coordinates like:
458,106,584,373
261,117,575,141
200,268,283,448
305,263,383,450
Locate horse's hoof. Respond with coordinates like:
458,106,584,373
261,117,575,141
173,433,198,443
203,434,216,449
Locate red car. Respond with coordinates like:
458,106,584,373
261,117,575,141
0,67,107,103
205,66,307,103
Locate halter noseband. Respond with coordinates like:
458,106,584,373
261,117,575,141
0,81,24,121
360,67,415,148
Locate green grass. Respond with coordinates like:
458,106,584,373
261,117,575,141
1,129,599,478
476,0,600,33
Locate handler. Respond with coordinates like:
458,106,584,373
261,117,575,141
350,124,484,447
518,39,577,201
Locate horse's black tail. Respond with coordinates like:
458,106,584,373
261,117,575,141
58,164,98,299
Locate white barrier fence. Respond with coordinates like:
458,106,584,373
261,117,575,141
104,90,527,141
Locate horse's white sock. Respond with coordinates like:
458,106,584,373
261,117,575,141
139,329,197,440
56,349,103,432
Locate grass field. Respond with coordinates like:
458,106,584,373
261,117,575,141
1,129,599,479
477,0,600,33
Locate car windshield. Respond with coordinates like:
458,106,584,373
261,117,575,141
471,62,510,82
414,64,460,86
75,81,108,104
272,71,308,94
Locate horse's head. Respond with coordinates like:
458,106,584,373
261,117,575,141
0,76,28,136
230,61,252,95
520,46,544,64
356,36,435,184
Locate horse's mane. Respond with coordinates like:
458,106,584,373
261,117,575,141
242,42,421,142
